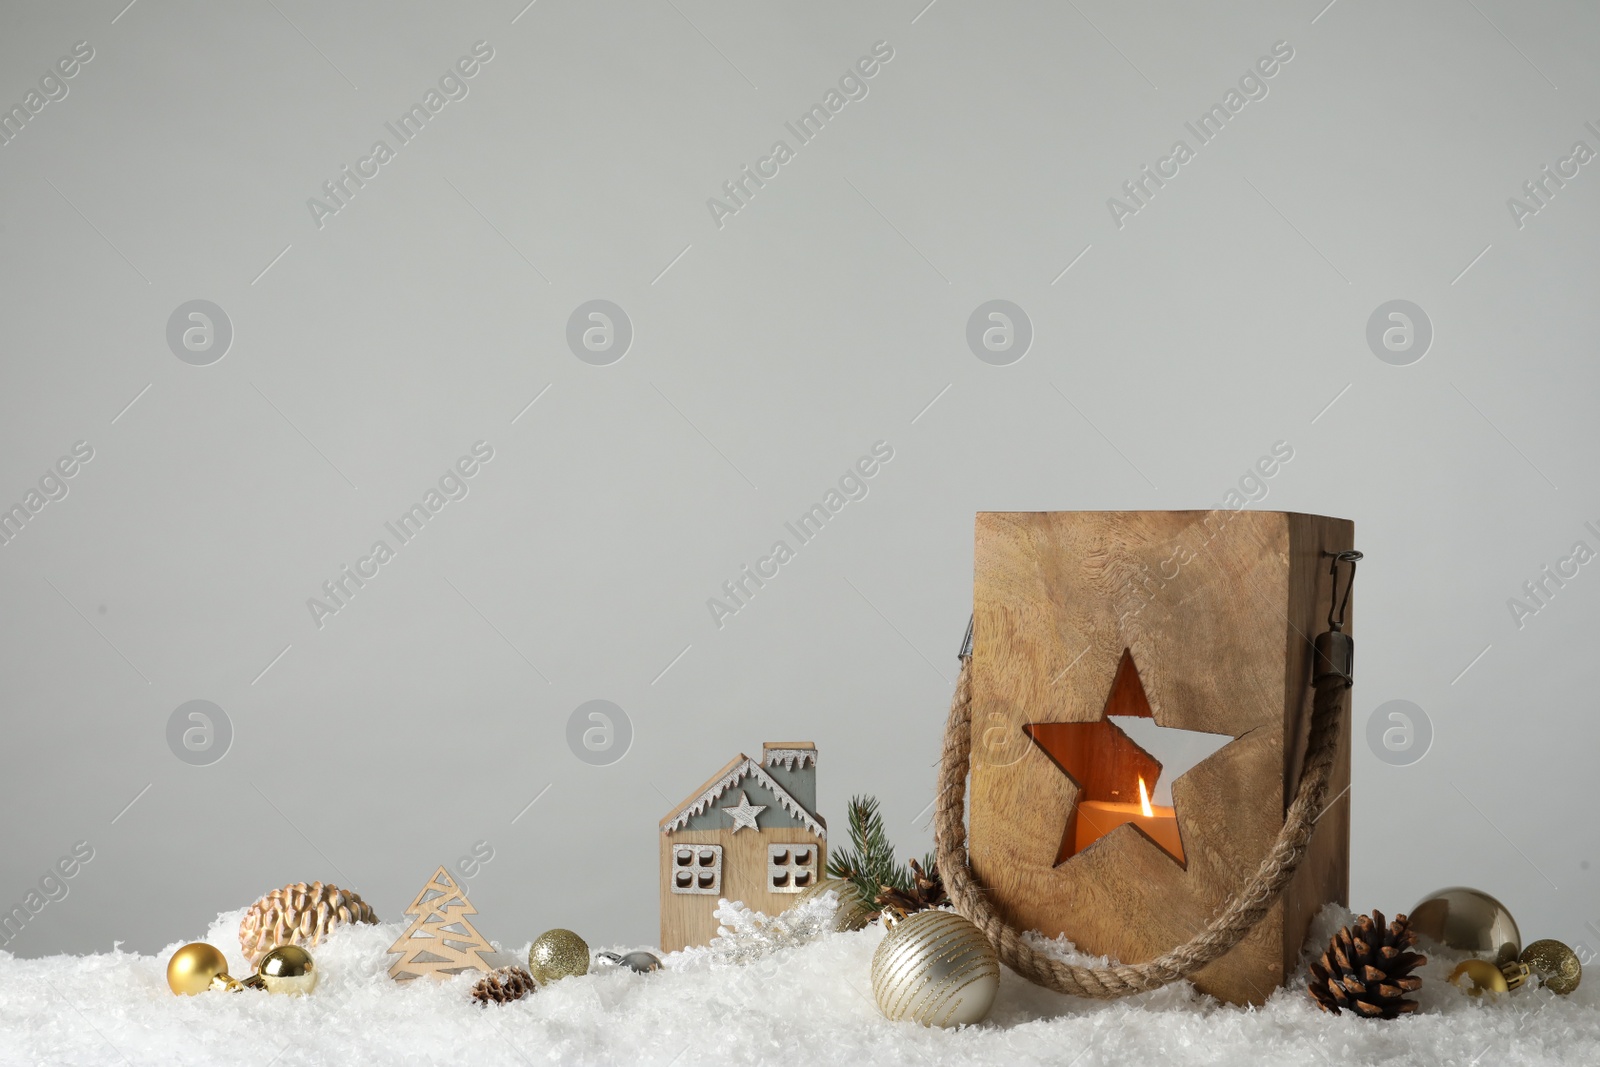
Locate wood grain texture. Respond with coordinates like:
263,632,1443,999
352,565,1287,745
968,511,1352,1005
385,867,496,982
659,828,827,953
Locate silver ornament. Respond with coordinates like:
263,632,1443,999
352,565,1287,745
871,910,999,1027
620,950,661,973
1410,887,1521,963
711,895,836,965
597,950,661,973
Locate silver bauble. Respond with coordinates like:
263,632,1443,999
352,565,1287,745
1410,886,1521,963
871,910,999,1027
619,950,661,973
597,950,662,973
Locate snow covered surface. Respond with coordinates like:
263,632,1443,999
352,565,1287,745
2,905,1596,1066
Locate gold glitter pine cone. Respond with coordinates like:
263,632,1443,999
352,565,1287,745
1308,909,1427,1019
239,880,379,967
472,966,537,1006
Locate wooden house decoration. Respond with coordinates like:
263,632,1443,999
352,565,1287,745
659,741,827,953
967,511,1353,1006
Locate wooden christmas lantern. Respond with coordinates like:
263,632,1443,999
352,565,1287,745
964,511,1354,1005
659,742,827,952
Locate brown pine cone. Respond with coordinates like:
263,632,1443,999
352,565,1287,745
472,966,537,1006
874,858,950,916
1308,909,1427,1019
239,881,379,967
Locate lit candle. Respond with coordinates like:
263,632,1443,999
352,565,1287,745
1073,777,1185,863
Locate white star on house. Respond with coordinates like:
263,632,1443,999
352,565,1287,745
721,791,767,832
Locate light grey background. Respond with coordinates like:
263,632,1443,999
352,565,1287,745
2,0,1597,964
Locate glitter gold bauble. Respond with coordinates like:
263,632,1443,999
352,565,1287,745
166,943,243,995
239,880,378,967
1520,939,1582,995
254,944,319,995
1410,887,1521,963
871,909,1000,1027
797,877,873,932
527,929,589,984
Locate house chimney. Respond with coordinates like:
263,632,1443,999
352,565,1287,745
761,742,817,814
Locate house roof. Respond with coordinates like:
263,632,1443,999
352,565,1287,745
659,752,826,838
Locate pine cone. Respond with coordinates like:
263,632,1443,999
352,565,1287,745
239,881,379,967
472,966,537,1006
874,858,950,916
1308,909,1426,1019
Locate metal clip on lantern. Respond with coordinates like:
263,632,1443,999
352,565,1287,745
935,521,1362,1002
1313,550,1361,688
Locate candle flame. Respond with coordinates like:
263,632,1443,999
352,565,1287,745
1138,776,1153,818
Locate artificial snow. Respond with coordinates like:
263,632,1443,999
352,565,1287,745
1,905,1596,1066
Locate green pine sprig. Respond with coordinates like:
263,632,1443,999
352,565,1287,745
826,795,914,902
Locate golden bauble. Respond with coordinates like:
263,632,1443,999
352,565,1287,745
256,944,319,995
527,929,589,984
1520,939,1582,995
796,877,873,932
1449,957,1529,996
871,910,1000,1027
1410,887,1521,963
166,942,242,995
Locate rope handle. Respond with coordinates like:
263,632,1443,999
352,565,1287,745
934,553,1358,998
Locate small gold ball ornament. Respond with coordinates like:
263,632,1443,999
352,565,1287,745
871,909,1000,1027
1449,957,1530,996
797,877,873,932
527,929,590,984
254,944,319,995
1410,887,1521,963
1520,939,1582,995
166,943,243,995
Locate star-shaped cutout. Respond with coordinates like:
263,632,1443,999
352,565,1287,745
721,790,766,833
1024,649,1231,867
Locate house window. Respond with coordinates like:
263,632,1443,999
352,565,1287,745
767,842,818,893
670,844,722,894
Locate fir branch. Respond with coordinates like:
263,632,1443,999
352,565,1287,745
826,795,912,902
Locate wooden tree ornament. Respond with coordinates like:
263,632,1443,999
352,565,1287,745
386,867,496,981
